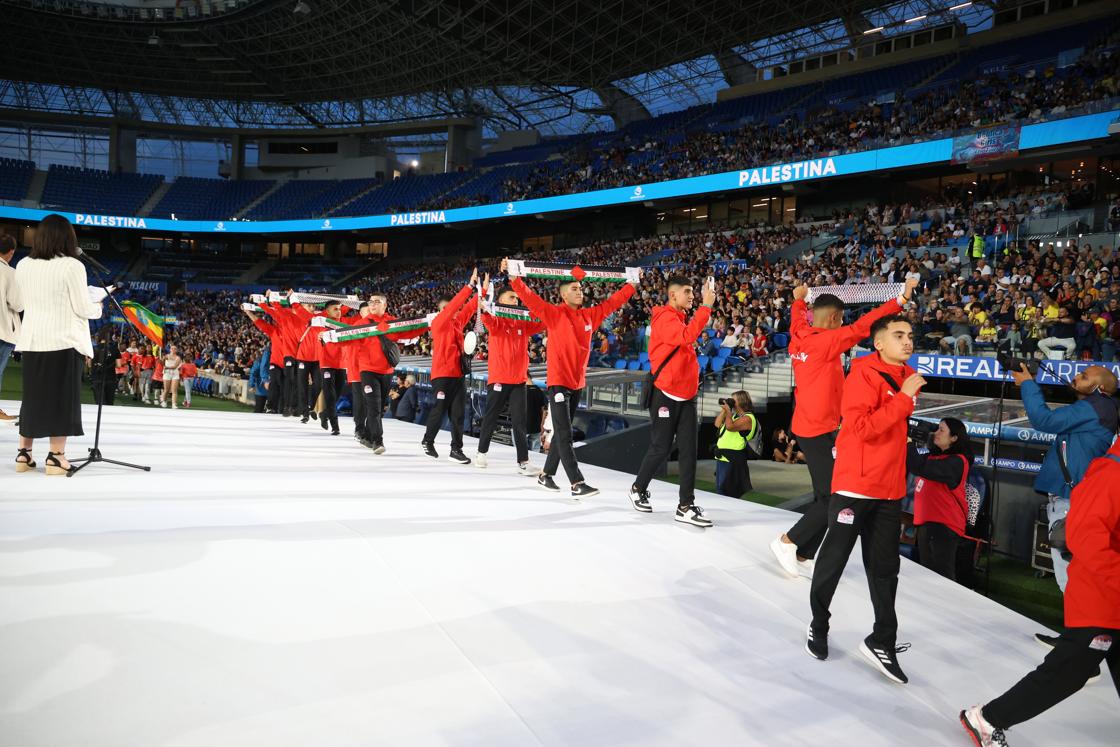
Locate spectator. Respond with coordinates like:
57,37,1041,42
1010,363,1119,593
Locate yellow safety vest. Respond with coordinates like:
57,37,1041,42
715,413,757,462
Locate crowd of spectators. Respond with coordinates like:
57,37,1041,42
417,40,1118,212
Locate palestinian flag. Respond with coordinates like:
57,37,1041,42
506,259,638,284
806,283,904,305
489,302,539,323
325,316,432,344
122,301,165,346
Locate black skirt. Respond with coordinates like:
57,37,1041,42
19,349,85,439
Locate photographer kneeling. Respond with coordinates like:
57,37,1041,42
907,417,976,581
714,390,759,498
1010,362,1119,594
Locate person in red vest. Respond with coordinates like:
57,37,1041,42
805,315,925,685
474,284,546,474
771,278,917,579
961,439,1120,746
421,270,481,464
906,417,974,581
629,275,717,527
504,257,638,499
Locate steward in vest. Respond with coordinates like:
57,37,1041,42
714,390,759,501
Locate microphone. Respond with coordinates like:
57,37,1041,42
76,246,111,276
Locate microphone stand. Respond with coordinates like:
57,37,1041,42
68,261,152,476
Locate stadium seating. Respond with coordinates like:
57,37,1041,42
150,177,274,221
0,158,35,202
40,165,163,215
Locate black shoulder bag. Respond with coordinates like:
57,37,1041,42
640,347,682,410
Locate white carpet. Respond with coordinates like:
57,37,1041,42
0,400,1113,746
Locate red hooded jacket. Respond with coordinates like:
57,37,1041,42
789,296,904,438
647,303,711,401
263,302,300,359
1064,440,1120,629
482,313,546,386
291,304,326,362
831,352,917,500
429,285,478,380
511,277,635,390
252,318,286,367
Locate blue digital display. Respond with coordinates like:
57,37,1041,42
1,111,1114,235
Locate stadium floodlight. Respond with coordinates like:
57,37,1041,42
293,1,311,15
410,159,419,168
863,27,884,34
949,2,973,10
905,15,927,23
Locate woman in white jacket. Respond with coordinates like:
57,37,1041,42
14,214,105,475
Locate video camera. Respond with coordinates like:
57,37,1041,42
907,417,936,447
996,351,1038,376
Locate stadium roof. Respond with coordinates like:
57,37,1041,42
0,0,994,133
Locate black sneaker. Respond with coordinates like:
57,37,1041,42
309,411,318,421
1034,632,1059,649
421,441,438,459
675,504,713,527
806,624,828,661
537,474,560,492
331,428,341,436
300,414,310,424
448,449,471,465
571,482,600,499
282,411,293,418
628,485,653,512
358,436,374,449
859,636,910,684
320,417,329,431
372,441,385,455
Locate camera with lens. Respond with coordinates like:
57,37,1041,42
907,417,935,446
997,350,1037,376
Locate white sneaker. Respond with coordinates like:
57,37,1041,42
797,557,815,579
159,400,167,408
770,536,801,578
475,452,488,469
517,462,538,477
171,403,178,410
959,705,1009,746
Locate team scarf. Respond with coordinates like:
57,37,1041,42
487,301,538,324
241,303,266,313
806,283,904,305
323,315,434,344
506,259,639,284
265,291,362,308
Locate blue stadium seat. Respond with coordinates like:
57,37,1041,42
696,354,710,372
627,360,641,371
614,359,628,369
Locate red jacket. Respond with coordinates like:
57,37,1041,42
263,302,300,359
352,313,423,375
647,304,711,400
512,277,635,390
789,297,904,438
252,319,286,366
291,305,325,362
482,312,545,385
317,312,362,369
1064,440,1120,629
831,352,917,500
429,285,478,380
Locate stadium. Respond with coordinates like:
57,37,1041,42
0,0,1118,744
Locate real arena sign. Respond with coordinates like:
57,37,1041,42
1,110,1114,236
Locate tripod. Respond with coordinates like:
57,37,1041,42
68,264,151,477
